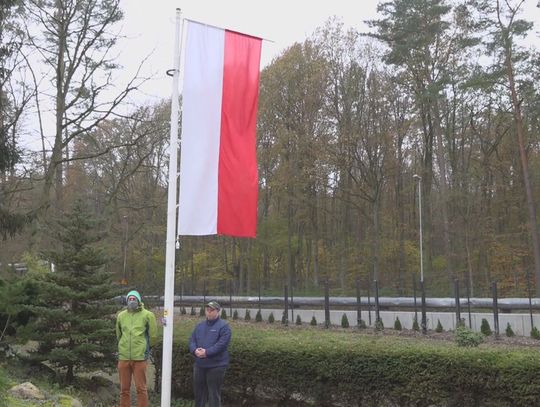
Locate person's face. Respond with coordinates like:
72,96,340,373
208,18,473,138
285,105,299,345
205,306,219,320
127,295,139,311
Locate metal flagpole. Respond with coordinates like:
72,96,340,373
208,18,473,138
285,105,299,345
161,8,183,407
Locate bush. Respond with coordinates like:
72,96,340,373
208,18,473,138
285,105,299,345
412,317,419,331
435,319,443,333
268,312,275,324
190,306,196,316
281,311,288,325
296,315,302,325
310,316,317,326
375,319,384,331
255,310,262,322
233,310,238,320
480,318,492,336
221,309,227,320
455,326,484,347
341,313,350,328
358,319,367,329
531,326,540,339
505,323,514,337
199,307,205,317
180,307,187,315
394,317,402,331
244,310,251,321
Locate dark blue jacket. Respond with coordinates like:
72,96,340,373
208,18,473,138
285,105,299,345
189,318,231,368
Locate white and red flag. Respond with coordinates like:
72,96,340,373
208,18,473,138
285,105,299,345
178,20,261,238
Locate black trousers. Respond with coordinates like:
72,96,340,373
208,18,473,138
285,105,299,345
193,365,227,407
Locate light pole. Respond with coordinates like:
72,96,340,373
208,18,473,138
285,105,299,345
413,174,423,282
413,174,427,333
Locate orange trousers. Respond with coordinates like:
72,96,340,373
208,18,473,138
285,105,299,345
118,360,148,407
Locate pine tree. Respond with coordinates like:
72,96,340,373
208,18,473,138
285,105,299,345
18,201,121,384
255,310,262,322
220,309,227,320
394,317,402,331
295,315,302,325
244,309,251,321
505,323,515,337
341,313,349,328
233,310,238,320
435,319,443,333
480,318,492,336
268,312,275,323
412,317,420,331
310,316,317,326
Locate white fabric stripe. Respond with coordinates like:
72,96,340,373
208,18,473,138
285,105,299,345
178,21,225,235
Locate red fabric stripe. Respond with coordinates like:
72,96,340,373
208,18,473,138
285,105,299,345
217,30,262,237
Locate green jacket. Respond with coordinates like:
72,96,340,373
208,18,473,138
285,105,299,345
116,303,158,361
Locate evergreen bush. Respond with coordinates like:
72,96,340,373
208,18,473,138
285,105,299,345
268,312,275,323
394,317,402,331
255,310,262,322
281,310,288,325
233,310,238,320
480,318,492,336
358,319,367,329
341,313,350,328
310,316,317,326
375,319,384,331
180,307,187,315
505,323,514,337
412,317,420,331
455,326,484,347
531,326,540,339
221,309,227,320
190,306,196,316
295,315,302,325
244,310,251,321
199,307,205,317
435,319,443,333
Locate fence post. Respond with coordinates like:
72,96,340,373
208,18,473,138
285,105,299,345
374,280,381,326
324,280,330,329
367,283,372,326
420,280,427,334
283,284,289,326
356,278,362,328
466,278,472,329
413,275,418,323
492,281,499,337
454,279,461,327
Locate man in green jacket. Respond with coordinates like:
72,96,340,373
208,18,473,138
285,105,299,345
116,290,158,407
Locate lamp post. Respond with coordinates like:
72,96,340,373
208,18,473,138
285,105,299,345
413,175,423,282
413,174,427,333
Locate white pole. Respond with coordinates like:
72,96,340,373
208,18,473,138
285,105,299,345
161,8,182,407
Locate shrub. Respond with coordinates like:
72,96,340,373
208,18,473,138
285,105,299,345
310,316,317,326
244,310,251,321
199,307,205,317
394,317,402,331
435,319,443,333
358,319,367,329
281,311,288,325
190,306,196,316
180,307,187,315
268,312,275,324
375,319,384,331
341,313,350,328
505,323,514,337
233,310,238,320
531,326,540,339
412,317,419,331
456,318,466,328
480,318,492,336
296,315,302,325
455,326,484,347
255,310,262,322
221,309,227,320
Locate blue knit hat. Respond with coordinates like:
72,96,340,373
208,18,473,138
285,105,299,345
126,290,142,303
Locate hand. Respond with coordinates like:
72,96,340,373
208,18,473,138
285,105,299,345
194,348,207,358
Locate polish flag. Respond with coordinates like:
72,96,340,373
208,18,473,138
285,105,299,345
178,20,261,238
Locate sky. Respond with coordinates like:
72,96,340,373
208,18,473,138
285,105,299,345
115,0,381,105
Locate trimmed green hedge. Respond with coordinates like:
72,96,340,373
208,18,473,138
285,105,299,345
155,321,540,406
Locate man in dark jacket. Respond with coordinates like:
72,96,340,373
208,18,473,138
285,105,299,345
189,300,231,407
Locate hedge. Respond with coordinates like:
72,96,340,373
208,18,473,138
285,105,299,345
154,321,540,406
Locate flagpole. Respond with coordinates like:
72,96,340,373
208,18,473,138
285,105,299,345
161,8,182,407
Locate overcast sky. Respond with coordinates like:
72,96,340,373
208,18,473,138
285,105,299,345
116,0,381,105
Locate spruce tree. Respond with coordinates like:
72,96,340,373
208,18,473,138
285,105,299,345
18,201,120,384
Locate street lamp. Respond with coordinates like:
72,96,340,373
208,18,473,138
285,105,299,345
413,174,423,282
413,174,427,334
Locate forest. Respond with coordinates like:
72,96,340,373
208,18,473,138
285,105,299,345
1,0,540,300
